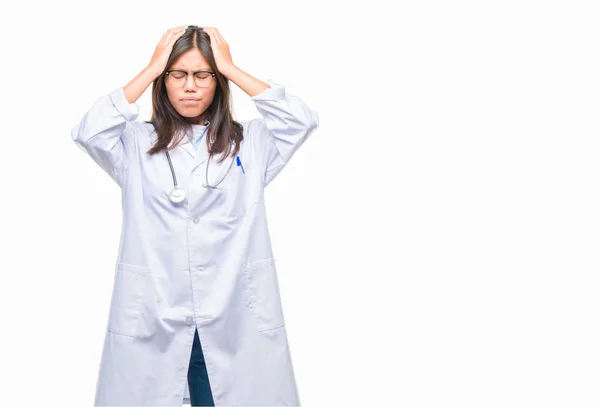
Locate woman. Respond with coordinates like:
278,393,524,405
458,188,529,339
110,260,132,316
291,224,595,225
71,25,319,406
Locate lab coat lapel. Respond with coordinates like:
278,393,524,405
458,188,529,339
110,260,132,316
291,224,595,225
160,130,231,180
195,148,236,188
173,131,209,173
190,139,209,175
149,129,200,162
178,140,196,159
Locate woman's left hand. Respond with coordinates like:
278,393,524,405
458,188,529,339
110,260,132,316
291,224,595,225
199,26,237,78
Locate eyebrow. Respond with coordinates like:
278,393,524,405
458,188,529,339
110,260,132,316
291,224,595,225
171,68,211,71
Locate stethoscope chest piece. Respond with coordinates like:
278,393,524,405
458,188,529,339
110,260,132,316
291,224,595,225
169,187,186,204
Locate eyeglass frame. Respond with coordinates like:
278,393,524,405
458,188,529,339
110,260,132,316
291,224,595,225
164,69,216,87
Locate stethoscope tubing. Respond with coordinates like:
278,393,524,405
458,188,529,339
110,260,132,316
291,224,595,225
165,119,236,204
165,146,178,187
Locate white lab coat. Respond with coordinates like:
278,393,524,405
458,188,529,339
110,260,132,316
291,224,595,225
71,79,319,406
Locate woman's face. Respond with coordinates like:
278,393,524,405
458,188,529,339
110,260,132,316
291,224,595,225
165,48,217,125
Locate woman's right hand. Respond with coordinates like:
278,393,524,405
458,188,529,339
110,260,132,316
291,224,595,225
147,26,188,78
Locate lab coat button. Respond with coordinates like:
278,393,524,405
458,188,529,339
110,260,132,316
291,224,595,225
186,316,194,324
193,217,199,223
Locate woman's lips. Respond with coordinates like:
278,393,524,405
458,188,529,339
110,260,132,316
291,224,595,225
182,99,200,104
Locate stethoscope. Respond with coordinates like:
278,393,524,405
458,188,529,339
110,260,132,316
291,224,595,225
165,119,236,204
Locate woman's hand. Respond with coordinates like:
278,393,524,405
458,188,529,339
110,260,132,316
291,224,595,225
199,26,237,78
146,26,188,78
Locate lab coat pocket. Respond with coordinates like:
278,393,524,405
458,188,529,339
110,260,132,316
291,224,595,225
107,262,150,337
221,161,255,220
243,257,285,332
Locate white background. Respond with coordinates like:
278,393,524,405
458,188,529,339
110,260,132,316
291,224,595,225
1,1,599,406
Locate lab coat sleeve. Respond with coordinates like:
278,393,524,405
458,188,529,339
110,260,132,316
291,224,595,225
70,87,139,188
251,79,320,187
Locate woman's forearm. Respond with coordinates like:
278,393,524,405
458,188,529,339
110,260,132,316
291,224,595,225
224,65,270,98
123,67,159,104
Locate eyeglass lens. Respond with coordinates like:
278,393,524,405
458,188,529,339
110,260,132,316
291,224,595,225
168,71,213,87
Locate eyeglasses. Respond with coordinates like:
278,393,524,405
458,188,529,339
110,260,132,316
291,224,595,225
165,70,216,88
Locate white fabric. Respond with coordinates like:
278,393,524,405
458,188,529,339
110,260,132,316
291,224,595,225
186,124,208,152
71,79,319,406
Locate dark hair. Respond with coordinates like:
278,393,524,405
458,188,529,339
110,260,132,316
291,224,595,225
144,25,243,164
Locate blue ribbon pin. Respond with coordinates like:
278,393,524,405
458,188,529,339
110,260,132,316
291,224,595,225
236,156,245,174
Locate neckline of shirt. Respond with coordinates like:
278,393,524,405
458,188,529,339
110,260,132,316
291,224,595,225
188,124,208,143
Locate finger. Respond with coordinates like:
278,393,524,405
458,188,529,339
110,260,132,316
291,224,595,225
213,27,227,44
207,27,223,43
203,27,223,44
173,27,186,36
159,29,172,41
214,30,226,45
164,26,184,38
159,27,185,44
164,27,186,43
